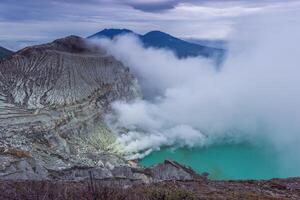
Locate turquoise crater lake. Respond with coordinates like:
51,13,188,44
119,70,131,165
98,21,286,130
139,143,298,180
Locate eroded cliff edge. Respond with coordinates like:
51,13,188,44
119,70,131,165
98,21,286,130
0,35,141,179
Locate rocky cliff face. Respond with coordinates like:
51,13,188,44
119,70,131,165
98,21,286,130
0,35,139,108
0,36,141,179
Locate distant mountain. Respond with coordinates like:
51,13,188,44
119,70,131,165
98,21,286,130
88,29,226,66
141,31,225,61
186,39,228,49
0,46,13,60
88,28,135,40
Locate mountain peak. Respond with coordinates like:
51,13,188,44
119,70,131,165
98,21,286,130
53,35,82,43
87,28,226,65
88,28,135,39
17,35,103,55
143,30,173,38
51,35,92,52
142,31,178,44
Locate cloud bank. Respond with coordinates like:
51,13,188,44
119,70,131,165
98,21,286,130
95,10,300,175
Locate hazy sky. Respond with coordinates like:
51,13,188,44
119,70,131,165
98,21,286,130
0,0,299,49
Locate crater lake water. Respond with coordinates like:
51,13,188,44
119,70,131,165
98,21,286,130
139,143,298,180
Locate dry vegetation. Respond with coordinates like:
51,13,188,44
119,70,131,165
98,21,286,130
0,178,300,200
0,180,196,200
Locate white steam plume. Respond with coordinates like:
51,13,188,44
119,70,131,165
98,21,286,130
93,10,300,171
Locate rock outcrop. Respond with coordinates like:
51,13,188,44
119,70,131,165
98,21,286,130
0,36,141,180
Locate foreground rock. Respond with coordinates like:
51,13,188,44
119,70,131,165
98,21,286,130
1,157,299,199
0,36,140,179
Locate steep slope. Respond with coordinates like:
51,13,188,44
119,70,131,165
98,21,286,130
0,35,139,108
88,29,226,65
0,46,13,60
0,35,141,179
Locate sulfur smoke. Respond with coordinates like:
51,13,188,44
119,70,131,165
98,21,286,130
94,11,300,173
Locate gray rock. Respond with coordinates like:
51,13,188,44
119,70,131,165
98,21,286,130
148,160,201,181
0,35,140,179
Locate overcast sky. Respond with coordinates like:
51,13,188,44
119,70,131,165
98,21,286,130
0,0,299,50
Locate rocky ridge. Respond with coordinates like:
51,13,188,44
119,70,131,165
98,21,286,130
0,35,141,180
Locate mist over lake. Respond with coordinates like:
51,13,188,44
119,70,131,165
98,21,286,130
93,11,300,179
